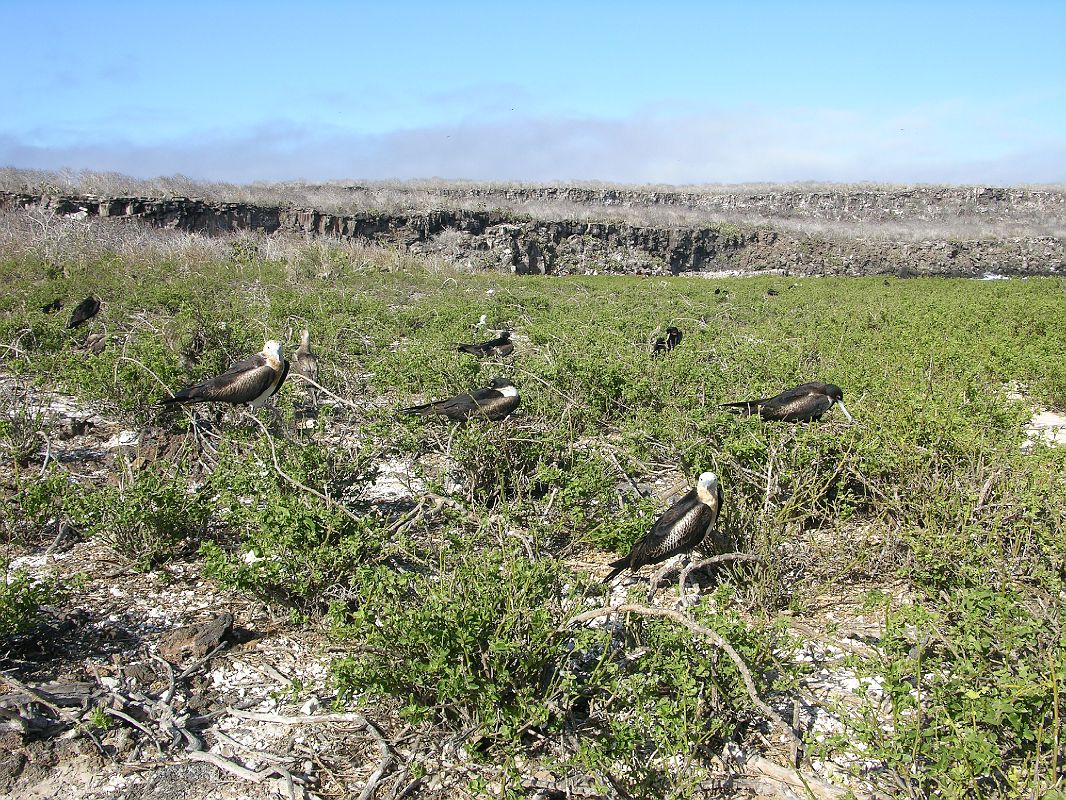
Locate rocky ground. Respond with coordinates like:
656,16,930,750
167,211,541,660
3,373,1062,799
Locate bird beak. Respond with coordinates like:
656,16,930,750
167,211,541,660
837,401,854,422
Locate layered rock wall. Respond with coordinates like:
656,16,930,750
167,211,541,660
2,191,1062,278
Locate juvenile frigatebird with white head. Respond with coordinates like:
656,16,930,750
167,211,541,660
722,381,852,422
603,471,724,583
400,377,519,422
160,340,289,409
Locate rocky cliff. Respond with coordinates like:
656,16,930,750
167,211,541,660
2,191,1063,278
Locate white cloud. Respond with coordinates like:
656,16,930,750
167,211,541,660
2,103,1064,185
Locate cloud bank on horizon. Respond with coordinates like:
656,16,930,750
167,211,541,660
3,1,1065,186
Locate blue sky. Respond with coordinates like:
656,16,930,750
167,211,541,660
3,0,1064,185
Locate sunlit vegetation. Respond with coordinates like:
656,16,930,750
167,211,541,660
1,213,1063,797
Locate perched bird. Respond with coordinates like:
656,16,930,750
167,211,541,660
401,377,519,422
456,331,514,358
722,381,853,422
652,326,682,354
41,298,63,314
67,296,101,329
160,340,289,409
293,329,319,387
603,472,724,583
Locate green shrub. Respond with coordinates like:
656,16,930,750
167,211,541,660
0,559,64,636
67,465,209,570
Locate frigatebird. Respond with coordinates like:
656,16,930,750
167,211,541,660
652,326,682,354
456,331,514,358
400,377,519,422
67,296,100,329
722,381,852,422
293,329,320,394
161,340,289,409
603,472,724,583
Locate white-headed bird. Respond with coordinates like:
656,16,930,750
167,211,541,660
603,471,724,583
161,340,289,409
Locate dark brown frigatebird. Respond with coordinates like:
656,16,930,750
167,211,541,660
161,340,289,409
722,381,853,422
401,377,519,422
67,296,101,329
652,326,683,354
603,472,724,583
456,331,514,358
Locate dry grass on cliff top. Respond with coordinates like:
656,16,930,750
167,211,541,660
0,216,1064,798
4,166,1066,241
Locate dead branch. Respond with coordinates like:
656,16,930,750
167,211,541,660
186,750,308,800
291,373,362,411
567,604,800,746
678,553,767,598
226,708,391,800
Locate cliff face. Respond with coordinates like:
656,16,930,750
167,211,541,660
2,191,1063,278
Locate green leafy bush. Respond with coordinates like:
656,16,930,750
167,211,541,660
0,559,64,636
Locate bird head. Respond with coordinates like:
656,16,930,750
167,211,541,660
499,330,512,339
487,377,518,397
695,471,721,506
263,340,284,361
300,329,311,347
824,384,853,421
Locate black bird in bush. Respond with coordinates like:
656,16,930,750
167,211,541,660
67,296,100,329
160,340,289,409
400,377,519,422
41,298,63,314
652,326,683,354
722,381,853,422
456,331,514,358
603,472,724,583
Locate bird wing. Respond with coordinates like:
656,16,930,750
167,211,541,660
179,354,278,404
217,353,269,378
761,391,832,421
67,297,100,328
403,386,517,420
627,489,711,569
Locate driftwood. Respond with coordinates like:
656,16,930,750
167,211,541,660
158,612,233,662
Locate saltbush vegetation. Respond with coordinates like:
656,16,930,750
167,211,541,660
0,211,1063,797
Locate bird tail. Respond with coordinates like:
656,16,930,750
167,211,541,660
399,403,432,416
601,557,629,584
456,344,484,356
721,401,759,415
159,388,199,406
